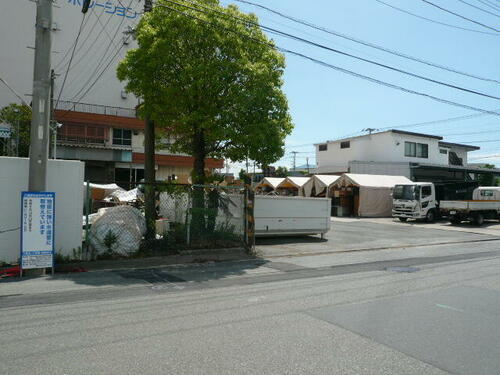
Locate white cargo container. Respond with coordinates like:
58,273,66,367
254,196,331,237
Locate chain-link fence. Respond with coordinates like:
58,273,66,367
82,182,249,260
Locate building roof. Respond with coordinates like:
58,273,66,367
334,173,412,188
412,162,500,174
389,129,443,140
438,141,480,151
315,129,444,146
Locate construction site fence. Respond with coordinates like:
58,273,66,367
81,181,254,261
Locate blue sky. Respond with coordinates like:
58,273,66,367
222,0,500,170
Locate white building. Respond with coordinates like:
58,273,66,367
0,0,222,184
314,130,498,182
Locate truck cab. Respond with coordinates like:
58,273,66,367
392,183,437,222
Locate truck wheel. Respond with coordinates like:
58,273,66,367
398,217,408,222
425,209,435,223
450,216,461,225
473,213,484,226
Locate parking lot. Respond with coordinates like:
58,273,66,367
256,216,500,258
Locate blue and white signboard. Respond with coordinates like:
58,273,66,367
20,192,55,270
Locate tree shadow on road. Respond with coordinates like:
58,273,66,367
0,258,272,288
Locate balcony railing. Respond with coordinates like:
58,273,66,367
57,135,106,146
55,100,137,118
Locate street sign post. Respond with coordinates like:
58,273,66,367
20,192,55,276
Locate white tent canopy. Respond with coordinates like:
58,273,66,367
255,177,286,193
277,176,311,189
276,177,311,196
334,174,413,188
302,175,341,197
332,173,412,217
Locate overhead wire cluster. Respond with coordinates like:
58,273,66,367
57,0,500,161
54,0,142,119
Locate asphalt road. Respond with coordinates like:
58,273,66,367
2,220,500,374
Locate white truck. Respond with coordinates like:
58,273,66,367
440,187,500,225
392,182,477,222
254,195,331,238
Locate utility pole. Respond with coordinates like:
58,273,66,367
143,0,156,241
291,151,298,172
306,157,310,174
28,0,52,191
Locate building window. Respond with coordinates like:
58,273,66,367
405,142,428,158
405,142,416,157
112,128,132,146
440,148,448,154
318,144,327,151
417,143,428,158
340,141,350,149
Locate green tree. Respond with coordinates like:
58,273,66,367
275,166,289,177
478,164,496,186
116,0,293,185
0,103,31,157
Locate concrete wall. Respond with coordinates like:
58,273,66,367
316,132,448,173
0,157,84,263
0,0,142,110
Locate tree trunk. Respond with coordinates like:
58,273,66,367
191,128,206,239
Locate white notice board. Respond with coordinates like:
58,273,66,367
20,192,55,270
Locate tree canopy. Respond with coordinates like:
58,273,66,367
117,0,293,183
0,103,31,157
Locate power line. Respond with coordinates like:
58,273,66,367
0,77,30,106
420,0,500,32
476,0,500,13
54,9,94,70
54,14,87,112
233,0,500,84
154,1,500,116
456,139,500,143
455,0,500,18
68,0,136,101
160,0,500,101
373,0,499,35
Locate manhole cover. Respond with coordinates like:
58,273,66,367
385,266,420,273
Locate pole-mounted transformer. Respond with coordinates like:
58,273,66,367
144,0,153,12
82,0,92,14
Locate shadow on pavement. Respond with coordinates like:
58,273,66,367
256,235,328,246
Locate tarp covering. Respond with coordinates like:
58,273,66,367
302,175,341,197
359,187,393,217
88,206,146,255
332,173,412,217
105,188,139,203
86,183,123,193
